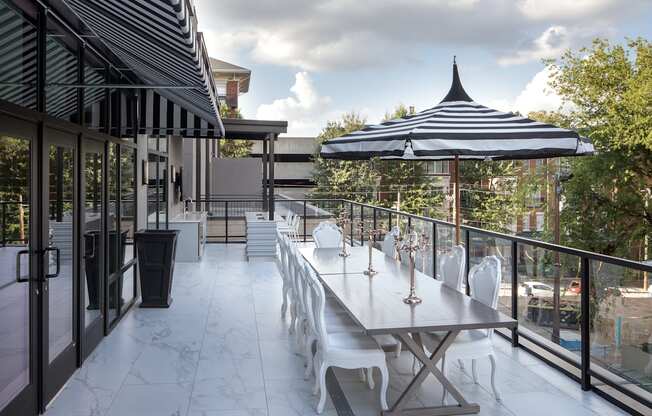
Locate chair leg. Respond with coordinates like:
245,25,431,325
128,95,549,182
289,303,296,334
441,355,447,404
489,354,501,401
304,337,314,379
366,368,375,390
281,283,289,317
359,368,367,383
316,362,329,414
471,359,479,384
458,359,465,370
379,365,389,411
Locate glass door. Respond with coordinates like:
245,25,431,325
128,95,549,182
41,127,78,404
0,115,38,416
81,139,104,358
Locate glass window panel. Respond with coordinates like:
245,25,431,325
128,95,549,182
83,151,102,327
0,134,31,410
46,18,78,122
0,1,37,110
589,261,652,397
47,144,75,363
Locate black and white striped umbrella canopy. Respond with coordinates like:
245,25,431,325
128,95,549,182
320,62,591,160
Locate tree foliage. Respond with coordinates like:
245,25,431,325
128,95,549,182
540,38,652,259
218,103,253,158
310,106,444,215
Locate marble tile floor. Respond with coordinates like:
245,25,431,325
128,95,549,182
44,244,629,416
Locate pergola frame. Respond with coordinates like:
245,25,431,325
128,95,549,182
222,118,288,220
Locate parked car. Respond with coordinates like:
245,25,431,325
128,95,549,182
567,280,581,294
518,281,554,297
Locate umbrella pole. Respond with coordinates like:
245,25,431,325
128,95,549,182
454,155,461,244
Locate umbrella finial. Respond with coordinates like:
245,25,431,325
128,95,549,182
440,58,473,103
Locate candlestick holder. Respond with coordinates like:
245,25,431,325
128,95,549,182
358,220,384,276
335,210,351,257
399,230,430,305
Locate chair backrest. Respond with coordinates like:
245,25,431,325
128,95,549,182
304,262,329,352
438,245,465,292
288,242,305,314
312,221,342,248
277,231,288,279
468,256,501,338
381,226,400,257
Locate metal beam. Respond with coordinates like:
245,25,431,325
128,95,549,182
262,138,268,211
0,83,205,90
268,133,275,221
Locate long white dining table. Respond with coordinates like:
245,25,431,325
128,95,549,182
299,244,517,416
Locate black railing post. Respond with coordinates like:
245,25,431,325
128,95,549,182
373,208,377,241
224,201,229,244
349,201,354,245
464,229,471,295
432,222,437,278
303,200,307,242
388,212,392,229
581,256,591,391
1,203,6,246
511,240,519,347
407,216,412,233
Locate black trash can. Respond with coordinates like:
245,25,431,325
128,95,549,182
84,230,128,310
134,229,180,308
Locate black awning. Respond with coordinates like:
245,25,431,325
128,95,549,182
84,89,221,138
65,0,223,136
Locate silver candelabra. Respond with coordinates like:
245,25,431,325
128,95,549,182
358,220,384,277
336,210,351,257
399,229,429,305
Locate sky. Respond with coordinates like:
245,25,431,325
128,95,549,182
195,0,652,137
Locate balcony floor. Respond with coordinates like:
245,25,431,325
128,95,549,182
44,244,628,416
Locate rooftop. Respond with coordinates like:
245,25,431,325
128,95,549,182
43,244,628,416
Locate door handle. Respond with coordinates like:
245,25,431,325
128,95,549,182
45,247,61,278
84,236,95,259
15,249,30,283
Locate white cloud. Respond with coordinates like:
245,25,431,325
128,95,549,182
517,0,621,20
488,67,563,115
498,26,570,66
256,72,334,136
196,0,650,72
513,67,562,115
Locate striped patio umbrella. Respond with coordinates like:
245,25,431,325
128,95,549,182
320,60,593,242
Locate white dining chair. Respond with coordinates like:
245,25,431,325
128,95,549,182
438,245,466,291
304,264,390,413
381,226,401,258
423,255,503,403
312,221,342,248
299,262,367,379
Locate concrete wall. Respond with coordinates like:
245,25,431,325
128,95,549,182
210,157,261,197
250,136,318,155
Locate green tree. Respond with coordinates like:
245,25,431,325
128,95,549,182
459,160,539,232
310,112,379,203
218,103,253,158
542,38,652,260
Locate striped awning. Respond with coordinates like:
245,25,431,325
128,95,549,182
83,89,221,137
65,0,224,136
321,62,591,161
